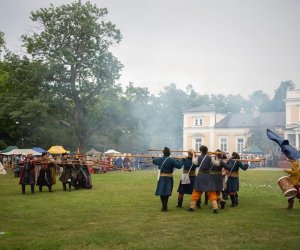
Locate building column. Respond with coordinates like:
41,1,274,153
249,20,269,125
296,131,299,150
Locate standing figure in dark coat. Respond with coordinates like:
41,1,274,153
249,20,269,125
72,156,92,189
187,145,220,213
19,154,36,194
176,149,198,208
211,150,227,209
153,147,182,212
59,153,73,191
36,152,56,192
223,152,249,207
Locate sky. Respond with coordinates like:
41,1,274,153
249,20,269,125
0,0,300,98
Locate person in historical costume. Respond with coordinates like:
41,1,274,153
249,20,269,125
19,154,36,194
72,155,92,189
36,152,57,192
0,161,7,175
13,155,21,177
187,145,220,213
122,155,131,170
284,161,300,209
79,161,93,189
223,152,249,207
211,150,227,209
153,147,182,212
176,149,199,208
58,153,73,191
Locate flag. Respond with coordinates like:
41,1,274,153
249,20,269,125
266,128,300,160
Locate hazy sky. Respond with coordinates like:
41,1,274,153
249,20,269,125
1,0,300,98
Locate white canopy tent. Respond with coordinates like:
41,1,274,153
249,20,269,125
2,148,42,156
104,149,121,154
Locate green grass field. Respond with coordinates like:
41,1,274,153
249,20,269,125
1,169,300,250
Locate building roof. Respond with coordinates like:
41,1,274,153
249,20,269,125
184,105,216,113
215,112,285,128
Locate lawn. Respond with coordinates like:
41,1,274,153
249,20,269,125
0,169,300,250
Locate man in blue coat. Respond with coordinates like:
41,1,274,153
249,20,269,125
153,147,182,212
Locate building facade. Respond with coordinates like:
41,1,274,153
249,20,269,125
182,89,299,153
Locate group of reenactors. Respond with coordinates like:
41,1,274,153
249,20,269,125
153,145,249,213
18,152,92,194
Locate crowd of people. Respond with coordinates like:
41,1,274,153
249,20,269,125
153,146,249,213
17,152,92,194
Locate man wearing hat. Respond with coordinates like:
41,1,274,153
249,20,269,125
153,147,182,212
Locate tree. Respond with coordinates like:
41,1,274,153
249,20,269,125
0,52,60,148
22,1,123,151
248,90,272,112
272,80,295,111
0,31,5,55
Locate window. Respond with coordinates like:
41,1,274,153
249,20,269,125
220,137,228,152
193,117,203,126
236,137,245,153
193,138,203,151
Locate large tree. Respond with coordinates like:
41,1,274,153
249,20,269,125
272,80,295,111
22,1,123,151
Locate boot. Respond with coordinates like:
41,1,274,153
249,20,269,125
31,184,35,194
63,183,67,191
204,192,209,205
196,199,201,209
48,185,53,192
220,200,226,210
39,185,42,192
161,196,168,212
176,197,183,208
222,190,228,200
230,194,237,207
287,199,294,209
236,193,239,206
22,184,25,194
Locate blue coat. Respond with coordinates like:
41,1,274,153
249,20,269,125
177,157,197,194
153,156,182,196
193,154,216,192
224,159,248,193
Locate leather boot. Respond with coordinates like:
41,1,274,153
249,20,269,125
63,183,67,191
222,190,228,200
30,184,35,194
22,184,25,194
196,199,201,208
230,194,237,207
176,197,183,208
161,196,168,212
39,185,42,192
204,192,209,205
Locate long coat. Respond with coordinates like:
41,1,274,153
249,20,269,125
19,161,36,185
177,157,197,194
193,154,217,192
224,159,248,193
36,161,56,186
153,156,182,196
